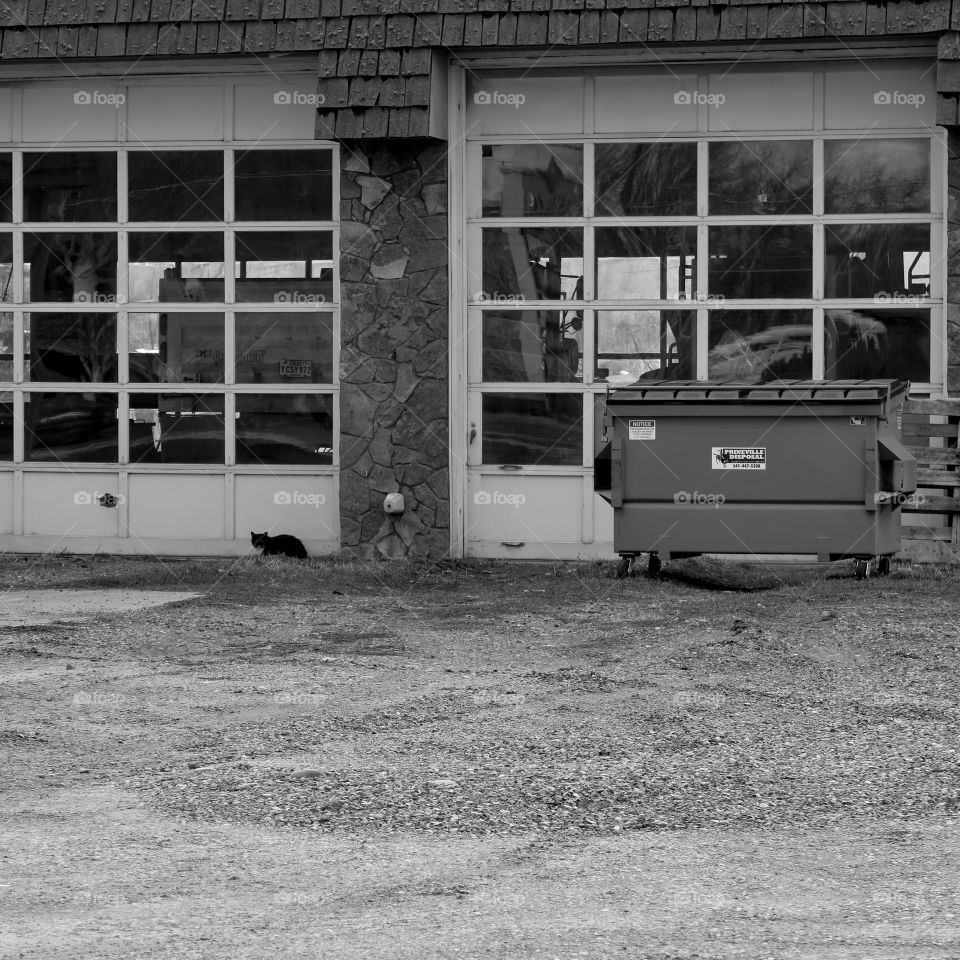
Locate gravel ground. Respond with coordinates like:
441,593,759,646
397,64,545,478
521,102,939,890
2,554,960,958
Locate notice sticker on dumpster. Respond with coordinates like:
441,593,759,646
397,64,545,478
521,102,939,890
712,447,766,470
628,419,655,440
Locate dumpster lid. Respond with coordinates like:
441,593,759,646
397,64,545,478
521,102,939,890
606,379,910,403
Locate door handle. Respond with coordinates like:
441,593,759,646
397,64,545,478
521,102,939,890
469,422,477,444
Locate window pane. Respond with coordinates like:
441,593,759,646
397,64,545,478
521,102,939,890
482,228,583,301
234,232,333,304
596,310,696,383
24,233,117,303
826,309,930,382
480,309,582,383
595,143,697,217
709,141,812,215
128,151,224,222
824,139,929,214
23,152,117,221
0,313,11,384
707,310,813,383
25,313,117,382
129,393,224,464
24,392,118,462
481,144,583,216
824,224,930,300
709,226,812,299
596,227,696,300
0,399,12,459
128,232,225,304
235,394,333,465
482,393,582,466
0,233,11,304
141,313,225,385
0,154,11,222
234,150,333,221
236,313,334,384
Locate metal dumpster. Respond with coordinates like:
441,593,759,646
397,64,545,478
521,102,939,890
595,379,917,578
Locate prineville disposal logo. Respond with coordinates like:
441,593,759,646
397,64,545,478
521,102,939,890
712,447,766,470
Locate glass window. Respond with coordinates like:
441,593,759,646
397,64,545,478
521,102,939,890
825,308,930,382
129,393,224,464
824,224,930,300
235,312,334,384
482,227,583,301
480,309,582,383
709,226,812,299
0,154,11,222
0,233,11,304
23,152,117,222
24,232,117,304
707,310,813,383
595,143,697,217
133,313,225,385
824,139,929,214
128,151,224,222
0,312,12,385
24,392,118,462
0,398,12,459
234,232,333,304
234,149,333,221
596,227,696,300
235,394,334,465
482,392,582,466
25,312,117,382
481,144,583,217
128,232,225,304
709,141,812,215
596,310,695,383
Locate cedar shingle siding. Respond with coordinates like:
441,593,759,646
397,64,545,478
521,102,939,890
1,0,960,134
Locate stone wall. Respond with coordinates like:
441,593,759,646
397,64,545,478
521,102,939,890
338,139,450,559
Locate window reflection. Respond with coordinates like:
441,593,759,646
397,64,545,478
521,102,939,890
480,310,582,383
129,393,224,464
481,144,583,217
709,141,812,215
707,311,813,383
0,399,11,459
824,139,929,214
825,309,930,382
23,152,117,221
824,224,930,299
25,313,117,382
234,232,333,303
24,392,118,462
709,226,812,299
596,310,695,383
482,393,582,466
595,143,697,217
24,232,117,304
128,151,224,222
0,233,11,304
234,149,333,221
0,154,11,221
129,313,224,384
235,394,333,465
0,313,12,386
481,228,583,301
235,313,334,384
596,227,696,300
128,232,225,304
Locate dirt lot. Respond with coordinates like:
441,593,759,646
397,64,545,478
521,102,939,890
2,554,960,960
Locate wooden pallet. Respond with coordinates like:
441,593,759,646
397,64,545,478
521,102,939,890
899,398,960,562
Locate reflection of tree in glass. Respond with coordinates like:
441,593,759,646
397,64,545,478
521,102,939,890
824,139,929,213
595,144,697,217
709,141,812,215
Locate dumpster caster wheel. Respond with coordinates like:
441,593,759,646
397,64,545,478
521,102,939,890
854,558,870,580
877,556,891,576
647,553,661,578
615,557,633,579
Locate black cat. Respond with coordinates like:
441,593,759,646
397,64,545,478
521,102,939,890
250,531,308,559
